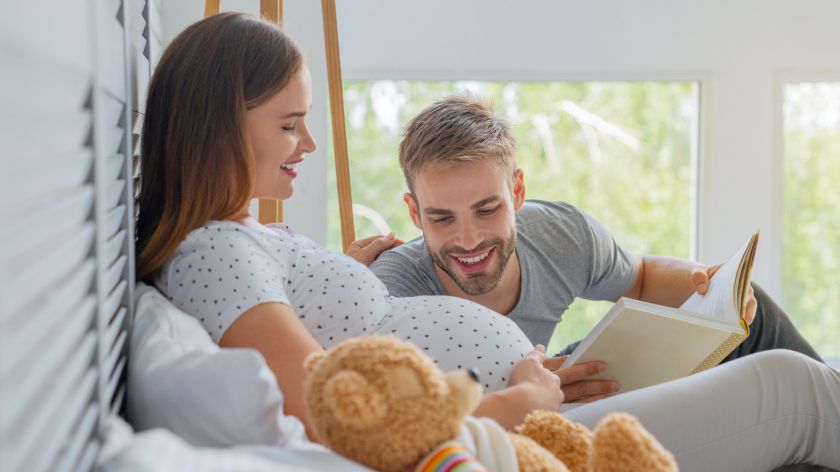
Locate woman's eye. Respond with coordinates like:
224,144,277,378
281,125,296,131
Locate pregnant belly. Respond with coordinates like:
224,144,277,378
376,296,533,392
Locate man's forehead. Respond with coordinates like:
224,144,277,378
413,162,511,208
415,161,509,185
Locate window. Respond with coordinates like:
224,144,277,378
783,82,840,361
328,80,699,352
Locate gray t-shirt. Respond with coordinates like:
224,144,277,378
370,200,638,346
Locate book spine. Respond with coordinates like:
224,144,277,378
689,332,746,375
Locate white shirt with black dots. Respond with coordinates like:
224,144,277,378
157,221,533,392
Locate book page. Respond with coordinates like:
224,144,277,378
678,233,758,326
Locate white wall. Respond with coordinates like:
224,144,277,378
159,0,840,298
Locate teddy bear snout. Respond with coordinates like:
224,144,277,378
443,369,483,418
467,367,480,383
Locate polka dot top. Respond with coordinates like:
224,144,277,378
156,221,533,392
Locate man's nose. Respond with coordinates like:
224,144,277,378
456,219,481,249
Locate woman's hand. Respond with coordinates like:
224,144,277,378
473,345,564,429
345,232,401,266
508,345,565,410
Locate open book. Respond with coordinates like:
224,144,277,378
560,232,760,394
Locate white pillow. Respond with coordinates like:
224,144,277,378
126,283,307,448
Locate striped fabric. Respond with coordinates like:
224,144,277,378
412,441,487,472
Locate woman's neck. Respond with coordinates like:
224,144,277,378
232,207,261,228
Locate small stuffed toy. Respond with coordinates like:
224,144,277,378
304,335,676,472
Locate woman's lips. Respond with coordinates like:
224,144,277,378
280,159,303,178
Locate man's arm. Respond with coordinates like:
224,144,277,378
622,255,757,327
621,255,701,308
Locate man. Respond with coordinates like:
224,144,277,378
370,95,822,403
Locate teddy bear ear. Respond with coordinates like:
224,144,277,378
324,370,387,429
304,351,327,374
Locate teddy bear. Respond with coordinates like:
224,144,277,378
303,335,677,472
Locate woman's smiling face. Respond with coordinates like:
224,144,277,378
246,66,316,201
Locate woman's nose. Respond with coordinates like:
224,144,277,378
300,122,317,153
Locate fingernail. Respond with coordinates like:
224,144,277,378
535,344,545,352
612,382,620,392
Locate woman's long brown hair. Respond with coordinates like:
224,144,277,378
136,13,303,281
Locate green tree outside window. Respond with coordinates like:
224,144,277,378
783,82,840,361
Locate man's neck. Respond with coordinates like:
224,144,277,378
435,250,522,315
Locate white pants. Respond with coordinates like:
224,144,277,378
563,350,840,472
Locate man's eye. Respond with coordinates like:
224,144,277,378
432,216,452,224
478,206,499,216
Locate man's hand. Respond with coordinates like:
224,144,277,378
543,355,619,403
690,264,757,325
344,232,401,266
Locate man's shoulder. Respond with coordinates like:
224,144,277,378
517,200,588,230
370,235,440,297
376,235,428,263
370,235,431,278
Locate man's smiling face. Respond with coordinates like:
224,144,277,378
405,160,525,296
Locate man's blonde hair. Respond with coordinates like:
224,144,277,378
399,95,516,193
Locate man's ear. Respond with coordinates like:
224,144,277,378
512,168,526,211
404,192,422,229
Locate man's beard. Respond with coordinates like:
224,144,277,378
429,229,517,296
